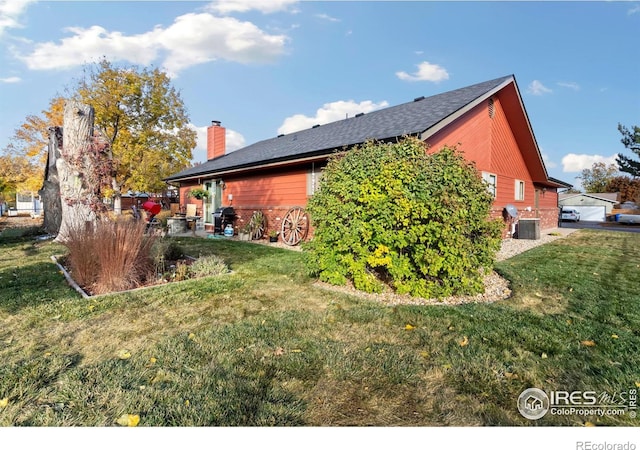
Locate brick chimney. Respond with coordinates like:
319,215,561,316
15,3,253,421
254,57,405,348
207,120,226,160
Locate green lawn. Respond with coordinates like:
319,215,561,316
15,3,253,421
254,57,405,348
0,229,638,426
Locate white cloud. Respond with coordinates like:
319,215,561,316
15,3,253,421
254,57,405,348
0,76,20,83
557,81,580,91
561,153,618,173
540,150,557,169
206,0,299,15
527,80,552,96
396,61,449,82
278,99,389,135
158,13,288,76
0,0,35,37
18,12,288,76
315,13,340,22
189,123,246,163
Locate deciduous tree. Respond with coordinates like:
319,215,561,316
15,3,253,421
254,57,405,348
74,59,196,213
578,162,619,193
605,176,640,204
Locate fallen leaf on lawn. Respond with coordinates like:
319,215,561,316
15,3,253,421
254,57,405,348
593,273,599,276
580,340,596,347
448,326,455,331
117,349,132,360
569,287,573,292
291,349,302,353
274,347,285,356
541,353,548,359
188,333,196,340
534,292,543,298
0,398,8,408
149,357,157,364
505,372,518,379
116,414,140,427
566,319,572,325
635,381,640,388
184,400,190,407
584,421,595,427
459,336,469,347
405,324,415,330
420,351,430,358
611,334,619,339
151,369,171,385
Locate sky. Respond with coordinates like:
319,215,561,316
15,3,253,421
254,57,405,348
0,0,639,190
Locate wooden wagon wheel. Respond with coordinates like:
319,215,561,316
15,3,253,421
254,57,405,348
281,206,309,246
248,210,266,240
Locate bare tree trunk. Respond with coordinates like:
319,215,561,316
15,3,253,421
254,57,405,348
55,102,98,242
40,126,63,235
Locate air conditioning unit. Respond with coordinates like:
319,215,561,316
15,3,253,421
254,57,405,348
517,218,540,240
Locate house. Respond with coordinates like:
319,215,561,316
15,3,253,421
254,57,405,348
165,75,571,243
559,192,620,222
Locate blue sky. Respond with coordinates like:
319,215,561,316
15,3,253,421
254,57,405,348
1,0,639,188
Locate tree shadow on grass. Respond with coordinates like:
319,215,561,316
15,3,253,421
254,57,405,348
0,261,78,314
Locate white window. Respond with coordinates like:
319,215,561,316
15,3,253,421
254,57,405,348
482,172,497,198
307,163,324,195
515,180,525,201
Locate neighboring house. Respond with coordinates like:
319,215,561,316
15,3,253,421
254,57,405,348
559,193,620,222
166,75,571,241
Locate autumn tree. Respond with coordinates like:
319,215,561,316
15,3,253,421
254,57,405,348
74,59,196,213
578,162,619,193
605,176,640,204
616,123,640,177
1,96,65,199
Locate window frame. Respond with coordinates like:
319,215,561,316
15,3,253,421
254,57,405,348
482,172,497,198
515,179,525,201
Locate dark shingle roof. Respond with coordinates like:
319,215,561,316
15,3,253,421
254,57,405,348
166,75,514,181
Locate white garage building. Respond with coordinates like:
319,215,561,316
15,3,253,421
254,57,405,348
558,193,619,222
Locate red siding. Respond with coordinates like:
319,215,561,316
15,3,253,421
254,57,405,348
225,168,308,210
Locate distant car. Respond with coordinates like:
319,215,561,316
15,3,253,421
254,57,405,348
561,209,580,222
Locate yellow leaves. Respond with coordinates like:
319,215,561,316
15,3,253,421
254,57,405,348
116,414,140,427
117,349,132,360
504,372,519,380
541,353,548,359
151,369,172,385
419,351,430,359
404,324,415,331
274,347,285,357
459,336,469,347
149,357,157,364
635,382,640,388
611,334,619,339
580,340,596,347
188,333,196,340
0,398,8,408
584,421,596,427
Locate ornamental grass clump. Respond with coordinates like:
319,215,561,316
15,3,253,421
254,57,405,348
61,218,157,294
304,137,503,298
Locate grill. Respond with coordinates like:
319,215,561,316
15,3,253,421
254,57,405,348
213,206,236,233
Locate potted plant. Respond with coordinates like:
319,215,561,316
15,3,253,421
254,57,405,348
188,188,209,200
268,230,279,243
238,223,252,241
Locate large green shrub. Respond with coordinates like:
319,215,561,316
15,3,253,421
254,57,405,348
304,137,503,298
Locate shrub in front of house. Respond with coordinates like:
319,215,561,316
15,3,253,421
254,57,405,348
304,137,503,298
